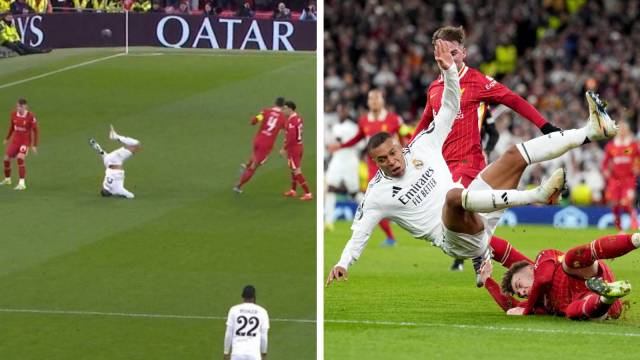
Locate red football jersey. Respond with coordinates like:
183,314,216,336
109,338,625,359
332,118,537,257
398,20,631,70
602,139,640,179
284,112,303,151
415,65,547,172
341,109,402,148
6,110,38,146
252,107,285,146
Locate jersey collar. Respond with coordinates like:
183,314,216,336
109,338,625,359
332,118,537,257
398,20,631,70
367,108,388,121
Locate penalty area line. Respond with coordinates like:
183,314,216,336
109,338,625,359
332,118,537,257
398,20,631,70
0,308,315,324
0,52,125,90
325,319,640,338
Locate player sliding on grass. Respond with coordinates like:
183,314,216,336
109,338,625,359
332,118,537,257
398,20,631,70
89,125,141,199
234,97,286,194
2,98,39,190
479,233,637,320
327,39,618,287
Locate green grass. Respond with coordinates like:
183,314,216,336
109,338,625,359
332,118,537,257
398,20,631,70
325,223,640,359
0,48,316,359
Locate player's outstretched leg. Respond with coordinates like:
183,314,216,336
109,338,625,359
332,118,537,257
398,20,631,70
109,125,140,147
563,233,640,271
283,172,297,197
564,283,629,321
295,171,313,201
1,157,11,185
89,138,106,157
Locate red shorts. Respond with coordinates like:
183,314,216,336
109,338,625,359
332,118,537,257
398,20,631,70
366,157,378,181
5,142,29,158
287,147,303,170
450,164,483,188
605,178,636,205
251,141,274,165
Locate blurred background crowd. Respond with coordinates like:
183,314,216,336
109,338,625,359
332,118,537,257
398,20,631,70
324,0,640,206
1,0,317,19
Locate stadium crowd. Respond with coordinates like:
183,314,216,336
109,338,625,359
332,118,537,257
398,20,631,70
0,0,316,19
324,0,640,206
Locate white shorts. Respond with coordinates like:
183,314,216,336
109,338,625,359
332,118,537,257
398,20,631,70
231,355,260,360
437,175,504,259
326,159,359,194
103,168,134,199
103,147,133,168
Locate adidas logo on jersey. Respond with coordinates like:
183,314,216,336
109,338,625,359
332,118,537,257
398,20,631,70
392,186,402,197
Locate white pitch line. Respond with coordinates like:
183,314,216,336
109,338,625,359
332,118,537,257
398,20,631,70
325,319,640,338
0,308,315,324
0,52,125,90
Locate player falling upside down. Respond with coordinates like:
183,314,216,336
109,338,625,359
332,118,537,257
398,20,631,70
413,26,561,271
327,89,403,246
601,121,640,231
89,125,141,199
281,100,312,201
327,39,618,288
234,97,286,194
2,98,39,190
480,233,637,320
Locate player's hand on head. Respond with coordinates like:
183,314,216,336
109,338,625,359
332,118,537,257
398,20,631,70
326,266,348,286
506,307,525,316
434,39,455,71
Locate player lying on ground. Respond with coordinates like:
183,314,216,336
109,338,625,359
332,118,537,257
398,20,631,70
224,285,269,360
327,39,618,287
601,121,640,231
234,97,286,194
2,98,39,191
479,233,637,320
281,100,313,201
89,125,140,199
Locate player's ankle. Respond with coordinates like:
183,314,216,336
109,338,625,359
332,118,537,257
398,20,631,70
631,233,640,248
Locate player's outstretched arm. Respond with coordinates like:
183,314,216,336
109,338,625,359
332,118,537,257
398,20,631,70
326,266,348,286
430,40,461,147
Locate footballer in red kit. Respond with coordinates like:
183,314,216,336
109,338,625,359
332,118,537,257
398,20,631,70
328,89,403,246
602,121,640,231
481,234,638,320
2,98,39,190
234,97,286,193
282,101,312,201
414,26,560,271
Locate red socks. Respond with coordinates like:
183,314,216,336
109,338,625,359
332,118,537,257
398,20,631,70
3,160,9,178
237,167,256,188
379,219,395,239
565,294,612,320
564,234,637,269
17,158,25,179
490,236,532,268
294,173,310,194
291,173,297,192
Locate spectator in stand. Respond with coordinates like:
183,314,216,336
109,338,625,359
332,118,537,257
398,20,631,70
272,1,289,20
0,13,50,55
0,0,13,14
91,0,107,12
202,1,215,15
11,0,33,13
71,0,87,12
235,1,252,18
131,0,151,12
299,3,315,21
150,0,163,12
105,0,121,12
175,0,188,13
26,0,49,12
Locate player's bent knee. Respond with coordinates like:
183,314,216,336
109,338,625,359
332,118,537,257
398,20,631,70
505,145,528,167
445,188,463,208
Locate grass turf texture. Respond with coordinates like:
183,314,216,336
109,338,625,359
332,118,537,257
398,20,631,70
325,223,640,359
0,48,316,359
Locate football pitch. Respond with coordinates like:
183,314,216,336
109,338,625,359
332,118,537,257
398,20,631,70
325,223,640,359
0,48,316,359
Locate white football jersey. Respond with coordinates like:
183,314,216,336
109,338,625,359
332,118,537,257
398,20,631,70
337,64,461,270
329,120,361,163
226,303,270,358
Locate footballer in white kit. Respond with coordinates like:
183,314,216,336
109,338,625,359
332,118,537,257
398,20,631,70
327,39,619,287
224,285,269,360
89,125,141,199
325,103,363,229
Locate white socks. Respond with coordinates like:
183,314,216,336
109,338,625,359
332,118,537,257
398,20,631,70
115,134,140,147
325,192,336,225
632,233,640,248
461,188,542,212
516,128,587,165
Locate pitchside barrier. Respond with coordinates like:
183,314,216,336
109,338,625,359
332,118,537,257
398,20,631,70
9,13,316,51
334,201,639,230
